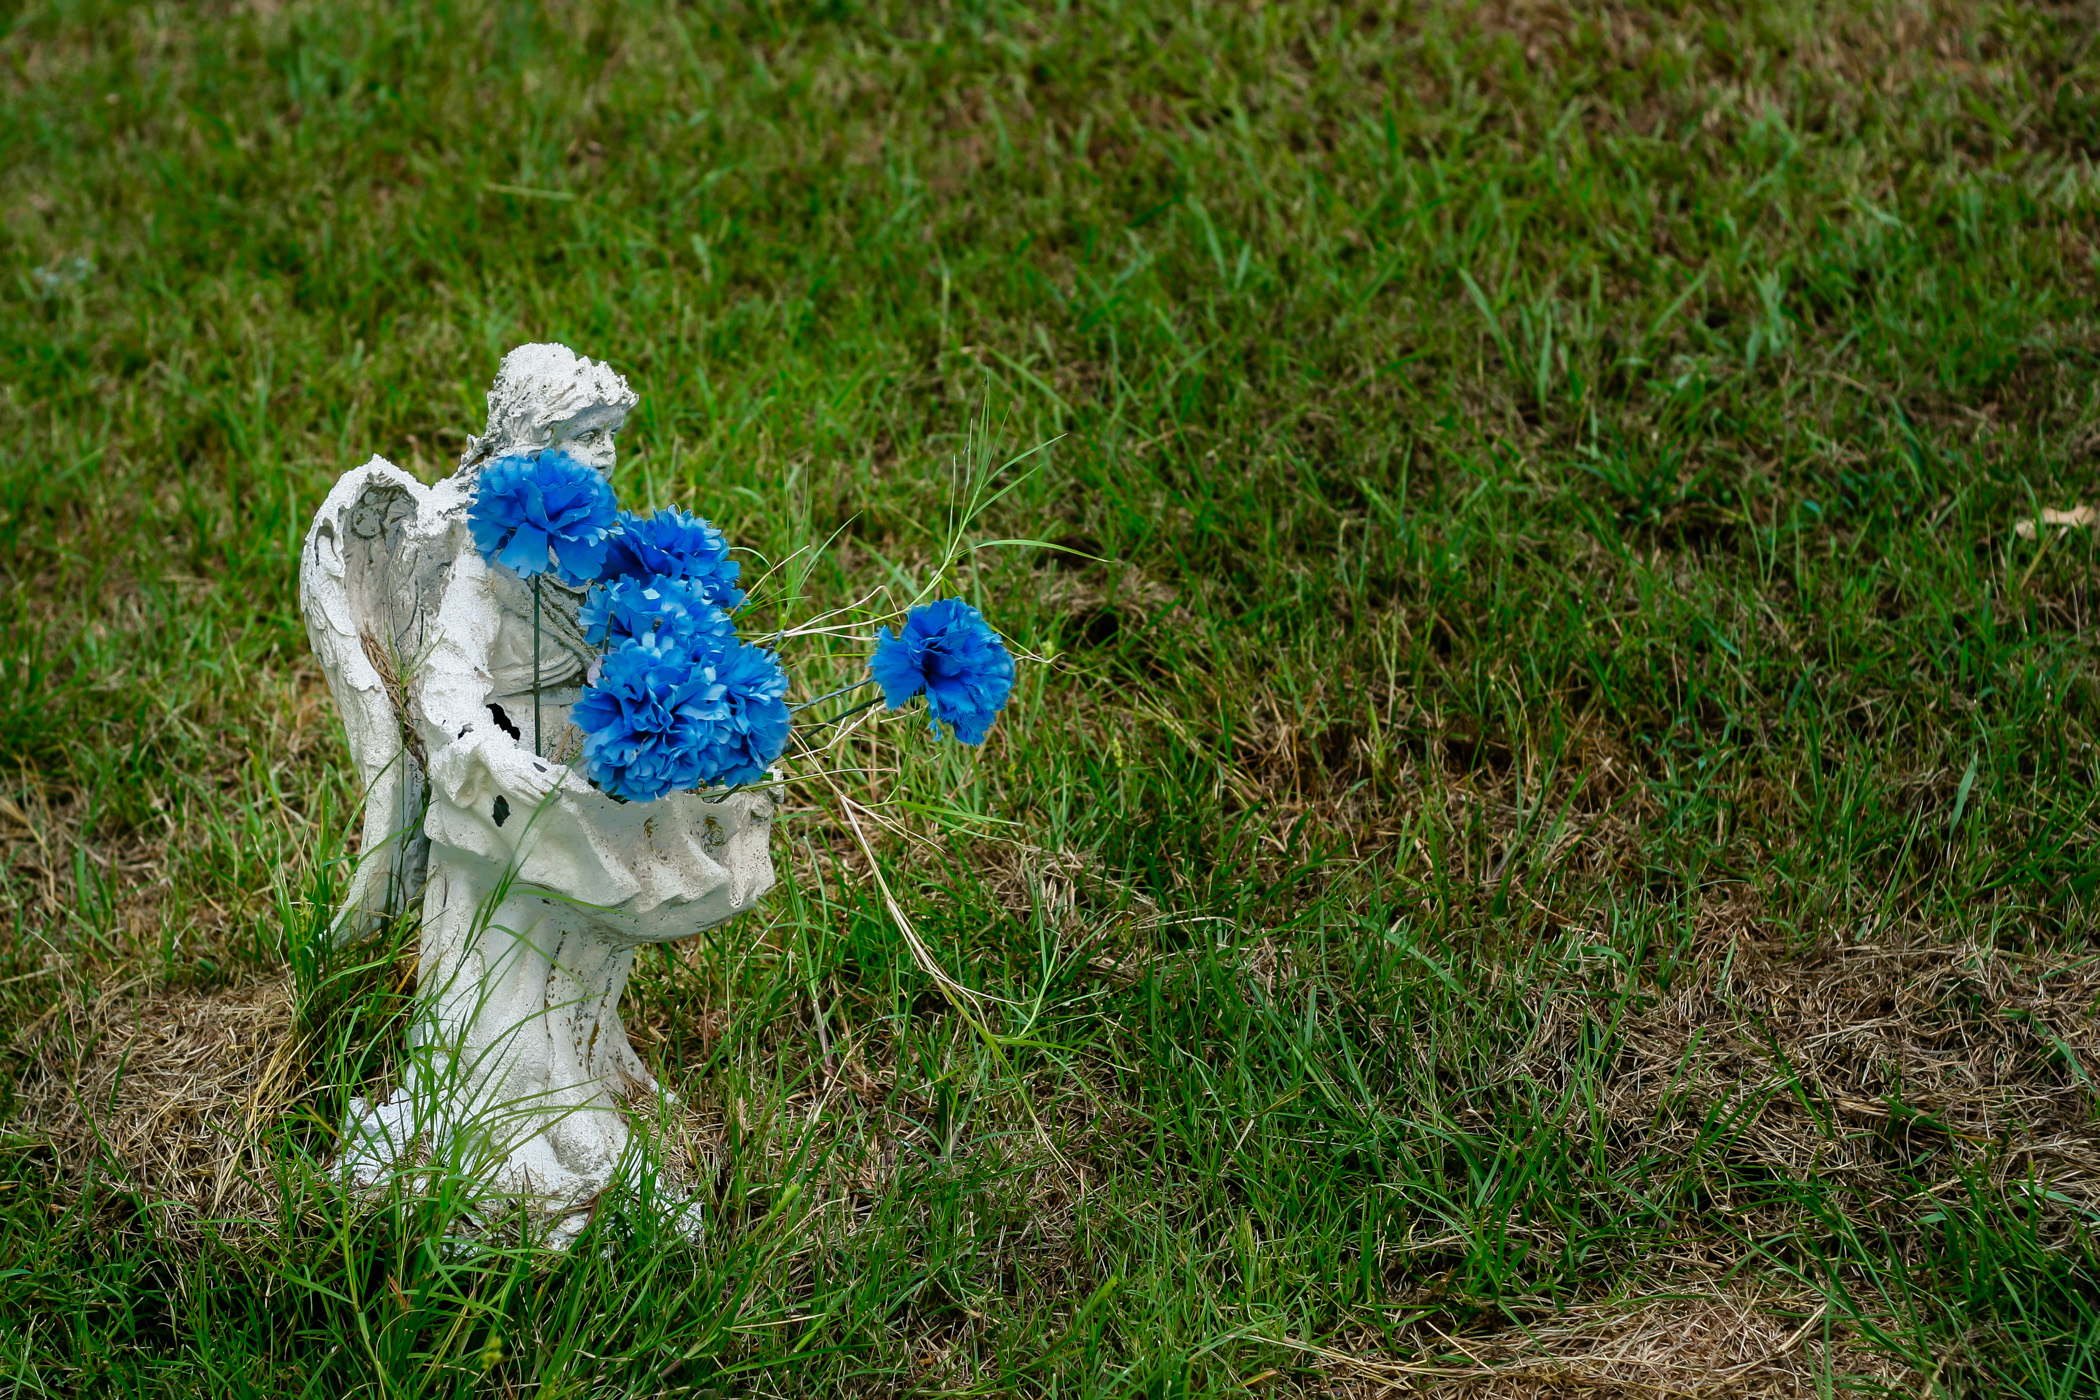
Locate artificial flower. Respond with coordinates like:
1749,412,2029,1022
575,631,790,800
869,598,1015,744
687,636,791,787
468,449,618,586
579,574,734,649
601,507,744,609
573,635,715,802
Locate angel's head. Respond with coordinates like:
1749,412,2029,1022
461,343,640,476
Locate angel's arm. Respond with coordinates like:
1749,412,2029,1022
416,547,571,808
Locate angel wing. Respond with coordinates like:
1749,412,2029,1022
300,457,451,945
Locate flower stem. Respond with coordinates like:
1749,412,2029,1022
789,677,876,713
800,695,883,730
532,574,543,758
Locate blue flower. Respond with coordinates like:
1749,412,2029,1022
601,507,744,610
868,598,1015,745
579,574,735,649
688,638,791,787
574,631,791,801
468,450,618,585
573,635,715,802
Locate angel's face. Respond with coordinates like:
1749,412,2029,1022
549,421,619,476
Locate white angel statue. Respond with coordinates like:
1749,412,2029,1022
299,343,777,1235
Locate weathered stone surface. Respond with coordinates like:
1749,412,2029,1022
300,344,774,1241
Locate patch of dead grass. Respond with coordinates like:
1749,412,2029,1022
8,972,298,1231
1510,892,2100,1218
1316,1286,1913,1397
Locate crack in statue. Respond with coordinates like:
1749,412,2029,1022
300,344,775,1240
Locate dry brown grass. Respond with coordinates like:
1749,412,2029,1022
1311,1287,1913,1396
1508,894,2100,1222
8,971,300,1232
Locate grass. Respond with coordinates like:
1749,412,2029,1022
3,0,2100,1393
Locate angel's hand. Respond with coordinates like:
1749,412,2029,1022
479,741,570,806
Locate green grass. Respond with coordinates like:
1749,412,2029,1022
4,0,2100,1393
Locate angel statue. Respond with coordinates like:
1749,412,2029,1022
299,343,778,1238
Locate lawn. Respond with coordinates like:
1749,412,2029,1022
3,0,2099,1394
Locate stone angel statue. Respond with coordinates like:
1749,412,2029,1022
299,343,777,1236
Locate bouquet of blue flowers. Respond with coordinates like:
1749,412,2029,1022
469,448,1017,804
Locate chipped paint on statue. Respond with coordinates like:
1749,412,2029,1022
299,343,777,1242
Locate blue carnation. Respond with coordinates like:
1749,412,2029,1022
573,635,715,803
687,638,791,787
575,632,791,801
579,574,735,649
868,598,1015,745
601,507,744,610
468,449,618,585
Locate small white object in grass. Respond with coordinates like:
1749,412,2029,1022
2013,505,2095,540
30,255,93,298
300,343,776,1245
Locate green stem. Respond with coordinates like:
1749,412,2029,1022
789,677,877,713
801,695,883,730
532,574,543,758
